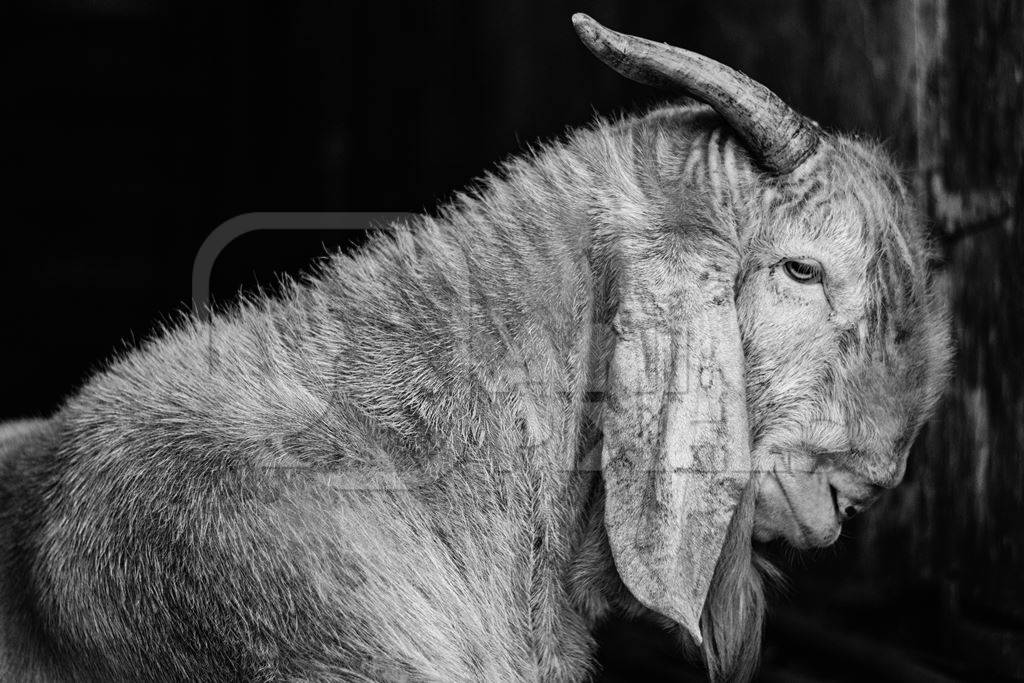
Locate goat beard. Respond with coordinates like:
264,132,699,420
573,479,779,681
687,485,781,683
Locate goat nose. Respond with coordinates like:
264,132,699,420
830,485,867,522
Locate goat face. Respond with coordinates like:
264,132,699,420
737,141,951,549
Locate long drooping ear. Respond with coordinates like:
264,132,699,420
601,232,750,644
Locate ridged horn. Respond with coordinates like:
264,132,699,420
572,13,820,175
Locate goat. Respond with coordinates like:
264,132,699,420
0,14,951,682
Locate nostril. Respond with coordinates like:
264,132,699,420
830,482,865,521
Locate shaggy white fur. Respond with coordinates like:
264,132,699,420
0,101,949,682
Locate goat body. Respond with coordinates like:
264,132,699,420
1,14,955,681
0,109,716,682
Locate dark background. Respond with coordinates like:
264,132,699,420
2,0,1021,680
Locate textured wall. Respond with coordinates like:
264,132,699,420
853,0,1024,677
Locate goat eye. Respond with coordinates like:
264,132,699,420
782,259,823,284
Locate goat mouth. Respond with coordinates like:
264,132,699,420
771,471,842,549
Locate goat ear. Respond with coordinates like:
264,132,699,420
601,240,750,644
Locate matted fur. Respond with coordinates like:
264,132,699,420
0,103,949,681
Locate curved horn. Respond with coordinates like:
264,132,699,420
572,13,820,175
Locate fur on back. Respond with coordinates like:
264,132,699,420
0,104,924,681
